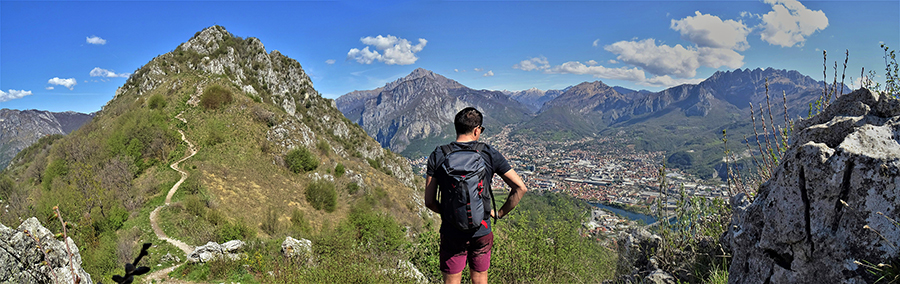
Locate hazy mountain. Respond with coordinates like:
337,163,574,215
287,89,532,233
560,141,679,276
336,68,534,157
0,109,93,168
506,88,565,112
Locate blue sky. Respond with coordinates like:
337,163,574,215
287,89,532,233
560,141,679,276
1,0,898,113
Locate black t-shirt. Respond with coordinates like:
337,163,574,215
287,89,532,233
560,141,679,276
426,141,512,238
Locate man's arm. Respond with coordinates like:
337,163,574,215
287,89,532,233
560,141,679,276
424,175,441,214
496,169,527,219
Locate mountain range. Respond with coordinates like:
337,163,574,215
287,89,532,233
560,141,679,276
337,67,845,178
0,109,93,168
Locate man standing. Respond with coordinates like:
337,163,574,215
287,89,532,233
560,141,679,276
424,107,527,284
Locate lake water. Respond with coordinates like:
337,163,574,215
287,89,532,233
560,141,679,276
591,203,658,224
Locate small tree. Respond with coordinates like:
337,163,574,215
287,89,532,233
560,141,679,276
200,85,233,110
148,94,166,109
306,180,336,212
285,147,318,173
334,163,345,177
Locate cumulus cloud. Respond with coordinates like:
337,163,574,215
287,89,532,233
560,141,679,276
639,75,705,87
483,70,494,77
586,60,599,66
512,56,550,71
86,36,106,45
608,59,618,64
474,68,483,72
90,67,130,78
758,0,828,47
546,61,647,82
325,59,336,65
671,11,750,51
0,89,33,102
347,35,427,65
45,86,55,90
604,38,743,78
48,77,77,90
454,69,459,72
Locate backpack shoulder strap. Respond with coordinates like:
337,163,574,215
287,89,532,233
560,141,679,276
434,144,453,168
472,142,485,152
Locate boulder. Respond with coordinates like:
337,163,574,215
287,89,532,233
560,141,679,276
0,217,94,284
727,88,900,283
281,236,312,258
396,260,427,283
187,240,245,263
188,242,223,263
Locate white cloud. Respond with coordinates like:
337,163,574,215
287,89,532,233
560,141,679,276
86,36,106,45
608,59,618,64
454,69,459,72
586,60,599,66
0,89,33,102
512,56,550,71
90,67,130,78
483,70,494,77
347,35,427,65
593,39,601,47
474,68,483,72
546,61,647,81
604,38,743,78
45,86,55,90
639,75,705,87
325,59,336,65
671,11,750,51
48,77,77,90
759,0,828,47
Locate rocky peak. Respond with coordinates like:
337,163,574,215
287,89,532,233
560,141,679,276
726,88,900,283
384,68,465,91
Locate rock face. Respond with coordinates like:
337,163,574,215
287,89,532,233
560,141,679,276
0,217,93,284
613,228,676,284
187,240,245,263
727,88,900,283
0,109,92,168
336,68,533,157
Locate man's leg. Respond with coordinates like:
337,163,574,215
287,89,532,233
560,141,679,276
443,271,463,284
470,269,488,284
468,232,494,284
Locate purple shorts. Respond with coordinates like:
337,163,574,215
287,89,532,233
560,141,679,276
440,232,494,274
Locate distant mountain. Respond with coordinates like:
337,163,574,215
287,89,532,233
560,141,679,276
506,88,565,112
0,109,92,168
336,68,534,157
519,67,846,178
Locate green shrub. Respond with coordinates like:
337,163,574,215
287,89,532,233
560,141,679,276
148,94,167,109
42,159,68,191
262,207,280,236
306,180,337,212
290,208,311,235
215,220,255,243
285,147,318,173
345,203,405,253
200,85,233,110
185,195,207,217
334,163,345,177
317,140,331,156
366,158,380,170
346,182,359,194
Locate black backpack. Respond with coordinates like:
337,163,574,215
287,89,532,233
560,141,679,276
436,143,497,232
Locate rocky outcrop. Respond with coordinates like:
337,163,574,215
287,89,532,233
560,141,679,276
0,109,92,168
187,240,245,263
281,236,312,258
727,88,900,283
0,217,93,284
613,228,677,284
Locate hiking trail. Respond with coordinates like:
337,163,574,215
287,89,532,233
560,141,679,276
145,111,198,283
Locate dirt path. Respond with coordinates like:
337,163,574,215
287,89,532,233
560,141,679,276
145,112,198,284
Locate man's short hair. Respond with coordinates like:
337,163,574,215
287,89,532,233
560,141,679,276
455,107,483,135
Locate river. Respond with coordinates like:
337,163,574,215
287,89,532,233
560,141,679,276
591,203,658,225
